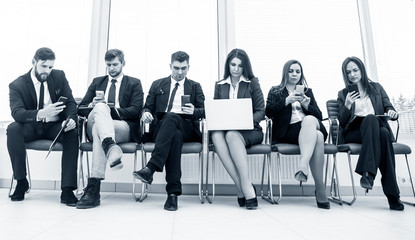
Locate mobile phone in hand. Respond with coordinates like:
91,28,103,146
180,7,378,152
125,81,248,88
181,95,190,107
95,90,105,100
295,85,304,94
57,96,68,105
347,84,360,97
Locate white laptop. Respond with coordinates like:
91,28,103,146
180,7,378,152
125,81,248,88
205,98,254,131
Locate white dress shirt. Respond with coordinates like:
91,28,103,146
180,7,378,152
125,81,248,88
166,77,185,113
104,74,123,108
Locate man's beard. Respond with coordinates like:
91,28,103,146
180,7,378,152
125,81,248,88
35,68,49,82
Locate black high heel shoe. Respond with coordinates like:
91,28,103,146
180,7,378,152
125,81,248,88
315,190,330,209
295,170,308,186
245,184,258,210
237,197,246,207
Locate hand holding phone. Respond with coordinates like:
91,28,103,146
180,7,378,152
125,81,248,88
181,95,190,107
347,84,360,97
57,96,68,105
295,85,305,94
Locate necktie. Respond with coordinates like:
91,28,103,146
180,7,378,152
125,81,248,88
39,81,45,109
108,79,117,104
167,82,179,112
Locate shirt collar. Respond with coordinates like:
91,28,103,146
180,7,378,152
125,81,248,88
218,76,250,85
108,74,124,83
170,76,185,87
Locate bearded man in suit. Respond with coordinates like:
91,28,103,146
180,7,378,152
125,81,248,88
7,47,79,206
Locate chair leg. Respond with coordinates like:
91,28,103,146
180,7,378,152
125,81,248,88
329,153,357,205
261,152,276,204
205,151,215,203
198,152,204,204
75,150,86,197
402,154,415,206
329,154,343,205
135,146,148,202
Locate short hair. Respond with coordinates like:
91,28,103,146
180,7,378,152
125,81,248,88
341,56,372,94
223,48,255,80
276,59,309,90
171,51,189,64
33,47,55,61
105,49,124,63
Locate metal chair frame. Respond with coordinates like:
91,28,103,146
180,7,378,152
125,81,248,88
326,99,415,206
204,118,275,204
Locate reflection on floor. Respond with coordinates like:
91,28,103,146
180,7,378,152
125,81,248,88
0,188,414,240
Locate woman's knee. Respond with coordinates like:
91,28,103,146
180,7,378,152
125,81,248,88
301,115,318,128
225,131,243,143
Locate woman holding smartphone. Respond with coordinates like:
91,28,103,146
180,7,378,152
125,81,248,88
266,59,329,209
211,49,265,210
337,56,403,211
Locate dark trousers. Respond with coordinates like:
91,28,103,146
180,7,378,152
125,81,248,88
344,114,399,197
7,121,79,190
149,113,201,195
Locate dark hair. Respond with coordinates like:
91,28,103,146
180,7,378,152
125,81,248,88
223,48,255,80
171,51,189,64
276,60,308,90
105,49,124,63
341,56,372,94
33,47,55,61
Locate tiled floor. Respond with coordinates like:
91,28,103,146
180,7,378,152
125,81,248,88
1,188,414,240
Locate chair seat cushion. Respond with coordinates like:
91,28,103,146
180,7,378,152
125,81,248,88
393,143,412,155
80,142,138,153
324,143,338,154
246,144,271,154
26,140,63,151
271,143,300,154
338,142,412,155
142,142,202,154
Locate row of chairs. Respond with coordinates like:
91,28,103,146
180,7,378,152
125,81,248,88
9,100,415,207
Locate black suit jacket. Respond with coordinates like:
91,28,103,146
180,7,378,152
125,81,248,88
9,69,77,123
266,87,323,142
142,76,205,130
79,75,144,143
214,77,265,131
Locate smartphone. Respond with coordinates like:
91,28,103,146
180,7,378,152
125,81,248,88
295,85,305,94
347,84,360,97
57,96,68,105
95,90,105,100
181,95,190,107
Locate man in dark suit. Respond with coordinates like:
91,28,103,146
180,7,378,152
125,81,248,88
76,49,143,209
133,51,205,211
7,47,79,206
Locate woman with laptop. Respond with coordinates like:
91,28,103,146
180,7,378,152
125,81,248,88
337,56,403,211
210,48,265,210
265,59,330,209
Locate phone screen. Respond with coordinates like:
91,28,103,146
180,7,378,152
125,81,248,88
347,84,360,97
181,95,190,107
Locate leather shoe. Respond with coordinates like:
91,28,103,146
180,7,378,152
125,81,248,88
10,178,29,201
133,167,153,184
60,188,78,207
237,197,246,207
387,194,404,211
360,172,374,191
164,194,178,211
245,184,258,210
294,170,308,182
315,190,330,209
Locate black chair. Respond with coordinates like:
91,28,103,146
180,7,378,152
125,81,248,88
326,99,415,206
270,120,338,204
204,118,274,204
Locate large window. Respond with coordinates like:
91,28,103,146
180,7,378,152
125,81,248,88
368,0,415,135
107,0,218,99
223,0,363,116
0,0,93,121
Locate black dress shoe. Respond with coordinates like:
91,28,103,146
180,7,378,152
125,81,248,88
360,172,374,191
237,197,246,207
295,170,308,186
10,178,29,202
245,184,258,210
315,191,330,209
164,194,178,211
387,194,404,211
60,188,78,207
133,167,154,184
